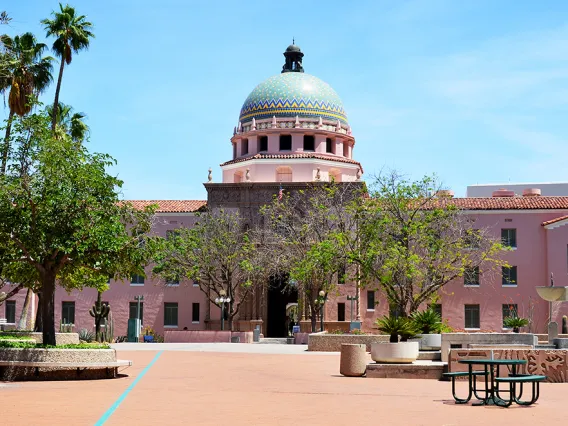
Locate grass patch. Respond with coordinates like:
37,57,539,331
0,334,35,341
0,341,110,349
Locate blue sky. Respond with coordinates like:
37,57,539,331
3,0,568,199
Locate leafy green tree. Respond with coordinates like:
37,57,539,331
0,32,53,173
353,171,505,317
0,110,154,345
260,183,362,332
46,102,89,142
152,209,269,331
42,4,94,132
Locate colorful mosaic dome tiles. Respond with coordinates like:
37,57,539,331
239,72,348,126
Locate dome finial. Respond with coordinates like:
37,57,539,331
282,41,304,73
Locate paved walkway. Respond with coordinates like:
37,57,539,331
110,342,324,354
1,346,567,425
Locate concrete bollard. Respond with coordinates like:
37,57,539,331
340,343,367,377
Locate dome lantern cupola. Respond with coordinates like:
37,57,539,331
282,40,304,73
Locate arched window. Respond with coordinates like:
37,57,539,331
343,142,349,157
276,166,293,182
234,171,243,183
329,168,341,182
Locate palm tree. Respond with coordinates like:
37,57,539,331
46,102,89,143
42,4,94,132
0,32,53,174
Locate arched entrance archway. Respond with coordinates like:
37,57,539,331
266,275,298,337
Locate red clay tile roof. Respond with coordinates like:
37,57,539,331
125,200,207,213
220,153,363,171
542,215,568,226
435,196,568,210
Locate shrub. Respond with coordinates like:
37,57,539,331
503,316,529,333
0,341,110,349
141,326,164,343
375,316,418,343
78,328,95,343
350,329,367,335
410,309,442,334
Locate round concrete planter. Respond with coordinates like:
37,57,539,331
371,342,419,364
418,334,441,350
340,343,366,377
0,348,116,363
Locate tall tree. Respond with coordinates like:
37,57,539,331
353,171,505,317
46,102,89,142
152,209,269,331
0,32,53,174
0,110,154,345
260,183,362,332
42,4,94,132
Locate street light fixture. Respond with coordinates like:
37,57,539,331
315,290,327,332
215,295,231,331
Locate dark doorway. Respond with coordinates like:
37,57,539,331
267,274,298,337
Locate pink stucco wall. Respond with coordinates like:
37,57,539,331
3,208,568,337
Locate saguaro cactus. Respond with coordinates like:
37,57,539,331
89,291,110,342
563,316,567,335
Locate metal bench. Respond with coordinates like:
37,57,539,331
443,371,489,404
494,375,547,407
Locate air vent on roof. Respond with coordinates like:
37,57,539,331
492,188,515,197
522,188,541,197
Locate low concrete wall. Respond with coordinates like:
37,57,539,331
0,348,116,363
441,333,537,363
448,348,568,383
308,333,390,352
23,332,80,345
294,332,309,344
164,330,253,343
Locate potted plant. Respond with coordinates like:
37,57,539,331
371,316,419,363
410,308,443,350
503,316,529,333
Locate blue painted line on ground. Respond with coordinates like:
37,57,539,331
94,350,163,426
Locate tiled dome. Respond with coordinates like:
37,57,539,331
238,72,348,126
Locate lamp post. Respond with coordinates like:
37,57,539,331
215,295,231,331
315,290,327,332
134,295,144,341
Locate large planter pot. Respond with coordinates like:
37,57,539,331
340,343,366,377
371,342,419,364
418,334,441,350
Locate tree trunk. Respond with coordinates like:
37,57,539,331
51,59,65,132
34,291,43,332
310,314,317,332
41,273,56,346
17,288,33,330
1,109,15,174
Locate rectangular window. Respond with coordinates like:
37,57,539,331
502,304,518,327
464,266,480,286
326,138,333,153
129,302,144,324
233,143,236,159
131,274,145,286
166,276,180,286
343,142,349,157
464,304,480,329
502,266,517,286
62,302,75,324
192,279,199,287
192,302,200,323
259,136,268,152
337,303,346,321
164,302,178,327
279,135,292,151
303,135,315,151
241,138,248,155
428,303,442,318
367,291,375,310
501,228,517,248
5,300,16,324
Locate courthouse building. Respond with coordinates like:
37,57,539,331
4,45,568,337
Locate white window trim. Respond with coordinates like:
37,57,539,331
192,283,199,287
464,328,481,331
192,321,200,324
164,325,178,329
130,283,144,287
166,283,180,287
502,284,518,287
366,308,375,312
464,284,480,287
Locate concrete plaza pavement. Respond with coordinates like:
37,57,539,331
1,343,567,425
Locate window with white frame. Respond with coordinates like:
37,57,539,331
464,266,480,286
131,274,145,286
